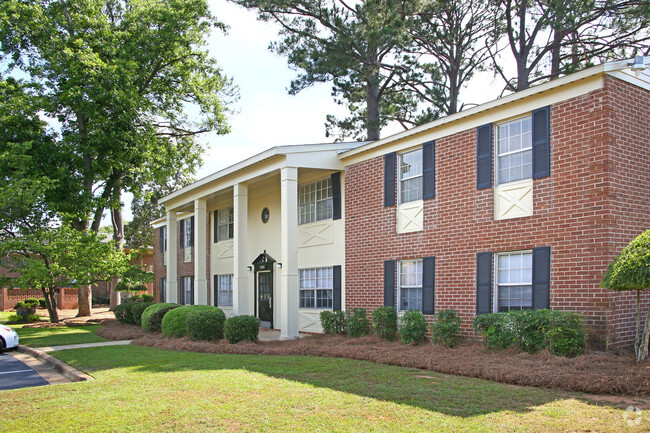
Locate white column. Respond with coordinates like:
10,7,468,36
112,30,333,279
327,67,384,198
194,199,207,305
166,210,178,303
233,183,249,315
280,167,299,339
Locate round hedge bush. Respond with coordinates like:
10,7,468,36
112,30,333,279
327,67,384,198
141,303,180,333
161,305,217,338
224,315,261,344
186,308,227,341
129,302,153,326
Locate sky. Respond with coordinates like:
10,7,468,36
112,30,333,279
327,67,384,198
120,0,506,221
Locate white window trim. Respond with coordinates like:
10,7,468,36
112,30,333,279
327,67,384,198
397,259,423,311
397,148,423,205
298,177,333,225
183,218,193,248
162,226,167,252
216,207,234,242
216,274,233,307
299,267,333,309
494,115,533,186
182,275,193,305
493,250,533,313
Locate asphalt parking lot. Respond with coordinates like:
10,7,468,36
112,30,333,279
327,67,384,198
0,351,51,391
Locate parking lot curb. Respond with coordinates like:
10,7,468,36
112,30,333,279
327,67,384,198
16,346,94,382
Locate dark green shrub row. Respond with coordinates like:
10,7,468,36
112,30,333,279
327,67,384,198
161,305,217,338
130,294,154,303
187,308,227,341
320,310,346,334
141,303,180,333
399,310,428,344
224,315,260,343
113,300,153,325
473,309,587,357
430,309,462,348
372,306,397,341
6,313,41,324
346,308,370,337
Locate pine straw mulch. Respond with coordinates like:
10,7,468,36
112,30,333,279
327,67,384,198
95,320,650,397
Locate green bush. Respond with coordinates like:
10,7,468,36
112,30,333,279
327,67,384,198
346,308,370,337
399,310,428,344
372,306,397,340
186,308,227,341
161,305,216,338
129,302,153,326
38,298,47,309
430,309,462,348
24,297,40,308
6,313,41,324
141,294,154,303
113,302,134,324
472,309,587,357
224,315,260,344
141,303,180,333
320,310,346,334
130,294,142,301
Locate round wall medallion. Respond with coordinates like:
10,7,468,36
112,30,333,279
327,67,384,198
261,207,270,223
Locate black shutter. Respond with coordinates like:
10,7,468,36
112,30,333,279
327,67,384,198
476,124,492,189
179,278,184,305
532,246,551,309
532,106,551,179
331,172,342,220
189,216,195,247
213,211,218,243
179,219,184,248
476,252,492,314
384,152,396,207
333,265,342,310
423,140,436,200
422,256,435,314
159,227,164,253
383,260,396,307
213,275,218,307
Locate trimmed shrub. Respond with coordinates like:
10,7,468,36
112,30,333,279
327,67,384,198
372,306,397,340
130,294,142,301
6,313,41,324
399,310,428,344
346,308,370,337
320,310,346,334
472,309,587,357
24,297,40,308
224,315,260,344
129,302,153,326
186,307,227,341
430,309,462,348
38,298,47,309
161,305,216,338
141,294,154,303
141,303,180,333
113,302,134,324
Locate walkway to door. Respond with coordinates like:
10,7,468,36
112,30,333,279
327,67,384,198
258,329,309,341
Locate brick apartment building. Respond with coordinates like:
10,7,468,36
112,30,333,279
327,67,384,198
153,58,649,348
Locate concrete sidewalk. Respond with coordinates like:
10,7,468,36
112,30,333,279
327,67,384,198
39,340,132,352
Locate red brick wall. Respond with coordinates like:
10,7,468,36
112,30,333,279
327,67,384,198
345,75,649,349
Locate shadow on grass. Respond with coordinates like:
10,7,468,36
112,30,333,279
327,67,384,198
52,344,585,418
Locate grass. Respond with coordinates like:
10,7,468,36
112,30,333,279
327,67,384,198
0,345,647,432
0,311,107,347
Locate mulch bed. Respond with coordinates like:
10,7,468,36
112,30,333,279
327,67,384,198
97,321,650,397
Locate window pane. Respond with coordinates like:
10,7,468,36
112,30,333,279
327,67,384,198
496,117,533,185
399,149,423,204
299,177,333,224
497,252,533,312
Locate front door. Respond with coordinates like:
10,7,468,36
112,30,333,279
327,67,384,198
257,271,273,328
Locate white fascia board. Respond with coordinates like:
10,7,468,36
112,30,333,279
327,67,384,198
160,142,363,208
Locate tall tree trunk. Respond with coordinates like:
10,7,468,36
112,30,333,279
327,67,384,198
366,74,381,141
109,177,124,309
77,285,93,317
43,288,59,323
550,29,563,80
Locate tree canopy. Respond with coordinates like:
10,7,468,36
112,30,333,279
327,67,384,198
601,229,650,291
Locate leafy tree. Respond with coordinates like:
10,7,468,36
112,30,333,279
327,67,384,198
407,0,497,115
0,0,235,312
488,0,650,92
231,0,419,141
601,229,650,361
0,227,130,323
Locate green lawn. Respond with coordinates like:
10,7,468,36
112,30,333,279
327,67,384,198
0,345,646,432
0,311,107,347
